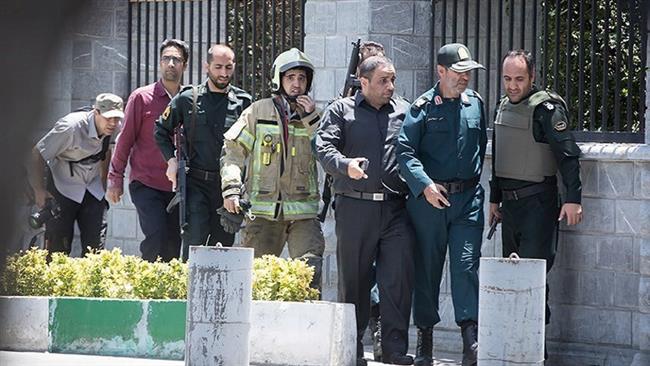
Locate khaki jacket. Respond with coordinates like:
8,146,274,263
221,97,321,220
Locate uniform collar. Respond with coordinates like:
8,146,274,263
432,81,471,105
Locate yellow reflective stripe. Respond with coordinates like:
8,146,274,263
249,200,276,216
236,129,255,151
283,201,319,216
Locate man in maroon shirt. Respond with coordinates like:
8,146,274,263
106,39,189,261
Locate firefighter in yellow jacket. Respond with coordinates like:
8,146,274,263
221,48,324,290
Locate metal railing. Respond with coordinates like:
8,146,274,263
429,0,647,142
127,0,305,101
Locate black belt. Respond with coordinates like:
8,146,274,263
339,191,405,202
434,176,480,194
502,182,555,201
188,167,219,182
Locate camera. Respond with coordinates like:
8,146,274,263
29,198,61,229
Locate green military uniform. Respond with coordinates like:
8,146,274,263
155,82,251,259
220,48,324,290
489,87,582,323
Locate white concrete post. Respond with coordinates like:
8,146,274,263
185,246,254,366
478,256,546,366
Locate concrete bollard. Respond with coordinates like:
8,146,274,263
478,255,546,366
185,246,254,366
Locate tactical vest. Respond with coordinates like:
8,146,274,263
235,98,319,220
494,91,563,183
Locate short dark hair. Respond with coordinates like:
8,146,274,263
503,49,535,77
206,44,235,63
358,55,393,80
159,39,189,63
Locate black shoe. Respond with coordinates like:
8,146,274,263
357,357,368,366
460,321,478,366
414,326,433,366
383,352,414,365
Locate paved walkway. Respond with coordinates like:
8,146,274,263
0,350,462,365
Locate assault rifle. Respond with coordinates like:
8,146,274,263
342,38,362,97
318,39,362,223
166,125,189,259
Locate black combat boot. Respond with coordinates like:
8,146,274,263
460,321,478,366
413,326,433,366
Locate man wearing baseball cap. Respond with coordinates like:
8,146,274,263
28,93,123,256
396,43,487,366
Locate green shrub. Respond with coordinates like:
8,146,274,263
252,255,319,302
1,249,317,302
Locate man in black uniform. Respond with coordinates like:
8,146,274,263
316,55,415,366
155,44,252,260
489,50,583,350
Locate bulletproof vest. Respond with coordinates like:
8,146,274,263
494,91,560,183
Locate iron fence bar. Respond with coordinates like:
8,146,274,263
532,1,537,73
473,0,479,91
486,0,492,119
430,0,436,86
602,0,610,127
578,0,584,129
614,0,622,131
574,131,644,143
542,0,548,88
272,0,276,60
626,0,634,131
163,1,167,43
565,0,572,113
217,0,222,44
291,0,296,48
263,0,267,90
463,0,468,47
519,0,525,48
172,1,176,39
207,0,211,48
442,0,447,43
180,1,185,45
590,0,596,130
189,0,194,85
128,2,133,92
145,1,150,85
153,1,158,81
497,0,503,99
243,0,248,90
199,0,203,86
252,0,257,97
301,0,306,49
282,0,286,52
508,0,514,50
452,0,457,42
553,0,560,92
639,0,647,136
136,2,141,87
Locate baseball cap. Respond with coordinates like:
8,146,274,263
437,43,485,73
94,93,124,119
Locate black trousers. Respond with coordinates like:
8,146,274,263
501,188,559,324
334,195,415,358
129,180,181,262
45,186,106,256
183,175,234,260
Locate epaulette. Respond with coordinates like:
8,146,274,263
229,85,253,101
412,95,430,110
468,89,483,103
